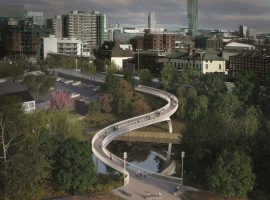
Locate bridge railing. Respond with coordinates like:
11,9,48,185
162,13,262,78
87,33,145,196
92,84,180,186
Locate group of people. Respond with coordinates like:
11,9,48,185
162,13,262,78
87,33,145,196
135,170,146,177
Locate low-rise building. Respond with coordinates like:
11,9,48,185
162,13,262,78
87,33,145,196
97,41,133,70
195,36,223,50
228,50,270,83
37,35,82,61
0,82,35,112
163,51,226,74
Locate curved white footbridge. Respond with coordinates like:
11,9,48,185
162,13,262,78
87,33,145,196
92,85,182,188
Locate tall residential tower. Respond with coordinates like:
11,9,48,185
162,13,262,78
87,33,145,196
187,0,198,37
148,11,156,31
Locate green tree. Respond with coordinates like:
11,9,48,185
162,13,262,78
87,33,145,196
197,73,226,100
88,101,101,114
53,138,95,194
81,61,96,75
207,149,255,199
213,93,241,122
160,64,177,91
234,70,257,103
187,95,209,121
139,68,152,85
5,130,49,200
105,66,118,96
117,97,131,114
179,64,199,86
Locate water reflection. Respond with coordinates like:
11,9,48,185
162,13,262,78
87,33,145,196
93,142,173,174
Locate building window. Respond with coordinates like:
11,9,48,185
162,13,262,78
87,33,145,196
219,64,221,70
210,60,212,63
206,64,208,69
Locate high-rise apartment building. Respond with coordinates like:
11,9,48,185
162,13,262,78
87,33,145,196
148,11,156,31
52,15,62,38
62,10,107,56
239,25,248,38
187,0,198,37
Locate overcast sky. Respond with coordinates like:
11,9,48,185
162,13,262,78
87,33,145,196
2,0,270,33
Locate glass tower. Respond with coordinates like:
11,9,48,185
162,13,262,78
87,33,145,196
187,0,198,37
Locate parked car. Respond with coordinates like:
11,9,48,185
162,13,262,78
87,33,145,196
71,81,81,86
92,85,101,91
70,93,80,98
64,79,74,84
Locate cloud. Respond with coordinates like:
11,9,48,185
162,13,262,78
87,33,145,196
1,0,269,32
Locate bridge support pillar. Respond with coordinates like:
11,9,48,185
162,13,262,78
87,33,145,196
167,119,173,134
166,119,173,163
166,143,172,164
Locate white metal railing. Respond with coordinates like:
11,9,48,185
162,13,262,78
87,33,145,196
92,84,181,186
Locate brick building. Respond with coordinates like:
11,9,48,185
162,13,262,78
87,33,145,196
228,50,270,83
143,30,176,52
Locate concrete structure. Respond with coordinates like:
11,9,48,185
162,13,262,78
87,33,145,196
92,85,180,188
239,25,248,38
62,10,107,55
0,82,35,112
58,37,82,55
37,35,57,60
52,15,62,38
187,0,198,37
247,28,257,38
25,11,43,26
229,50,270,83
148,11,156,31
114,32,144,44
224,42,255,51
2,18,51,58
164,51,226,74
37,35,82,61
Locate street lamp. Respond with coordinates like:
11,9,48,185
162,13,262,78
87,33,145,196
199,51,205,75
136,49,142,74
123,152,127,186
181,151,185,186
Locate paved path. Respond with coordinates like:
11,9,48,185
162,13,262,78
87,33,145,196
113,174,199,200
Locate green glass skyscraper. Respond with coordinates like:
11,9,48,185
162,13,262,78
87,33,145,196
187,0,198,37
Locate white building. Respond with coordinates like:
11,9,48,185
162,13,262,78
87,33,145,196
58,38,82,56
37,35,58,61
224,42,255,51
163,52,226,74
62,10,107,55
38,35,82,61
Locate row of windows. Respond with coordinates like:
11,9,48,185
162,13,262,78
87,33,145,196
166,62,222,70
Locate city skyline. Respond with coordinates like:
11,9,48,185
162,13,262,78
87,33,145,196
0,0,270,33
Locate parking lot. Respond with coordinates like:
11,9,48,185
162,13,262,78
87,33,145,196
55,78,101,99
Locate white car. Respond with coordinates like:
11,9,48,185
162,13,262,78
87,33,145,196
70,93,80,98
64,80,74,84
71,81,81,86
92,85,101,91
56,77,63,82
